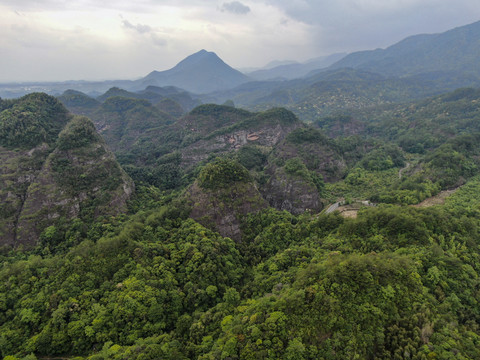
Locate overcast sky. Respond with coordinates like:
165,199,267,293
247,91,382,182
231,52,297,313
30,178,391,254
1,0,480,82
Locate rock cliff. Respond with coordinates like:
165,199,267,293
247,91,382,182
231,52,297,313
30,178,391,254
0,94,133,248
180,107,302,169
186,158,267,241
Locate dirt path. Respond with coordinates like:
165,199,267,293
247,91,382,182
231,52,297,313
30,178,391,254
412,188,458,208
398,162,411,179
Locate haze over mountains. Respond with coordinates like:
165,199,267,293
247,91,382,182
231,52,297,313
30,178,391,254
1,19,480,102
331,20,480,78
245,53,347,81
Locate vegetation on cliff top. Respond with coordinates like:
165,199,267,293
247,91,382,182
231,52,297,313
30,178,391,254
0,93,70,149
198,158,252,190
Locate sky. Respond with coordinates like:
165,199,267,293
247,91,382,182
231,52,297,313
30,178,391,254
1,0,480,82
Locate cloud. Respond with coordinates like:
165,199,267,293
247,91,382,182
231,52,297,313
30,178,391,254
1,0,480,82
258,0,480,54
121,19,152,34
119,16,167,48
151,33,167,47
264,0,480,29
221,1,251,15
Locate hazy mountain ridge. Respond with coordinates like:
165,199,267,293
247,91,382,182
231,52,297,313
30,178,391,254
247,53,347,81
330,20,480,80
4,20,480,115
206,21,480,118
209,68,447,121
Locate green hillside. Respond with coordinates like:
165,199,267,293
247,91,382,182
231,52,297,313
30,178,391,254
3,23,480,359
4,85,480,359
210,68,449,122
2,185,480,359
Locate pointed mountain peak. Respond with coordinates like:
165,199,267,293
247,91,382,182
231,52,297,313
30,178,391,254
138,50,249,94
174,49,225,70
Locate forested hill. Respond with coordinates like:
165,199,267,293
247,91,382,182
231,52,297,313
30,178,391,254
2,157,480,359
4,86,480,359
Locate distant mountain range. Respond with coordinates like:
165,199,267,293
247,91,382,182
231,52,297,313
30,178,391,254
205,20,480,119
330,20,480,79
0,50,252,98
3,20,480,111
246,53,347,81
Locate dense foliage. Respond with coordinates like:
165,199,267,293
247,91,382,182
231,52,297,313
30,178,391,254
57,90,100,115
56,116,100,150
5,84,480,359
3,197,480,359
0,93,70,149
198,158,252,190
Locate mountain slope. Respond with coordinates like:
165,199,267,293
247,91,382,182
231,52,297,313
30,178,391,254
89,96,175,153
187,158,267,241
330,20,480,80
133,49,250,93
211,68,445,121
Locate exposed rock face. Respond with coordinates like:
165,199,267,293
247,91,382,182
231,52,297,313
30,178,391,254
181,125,297,168
14,138,134,248
0,144,50,246
186,159,267,241
188,182,267,241
256,127,351,214
180,107,302,169
181,109,344,219
262,168,322,215
0,96,134,248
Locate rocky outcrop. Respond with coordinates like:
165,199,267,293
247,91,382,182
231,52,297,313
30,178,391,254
0,144,50,246
257,127,350,214
14,139,134,247
0,101,134,249
262,167,322,215
181,108,302,169
186,159,267,241
187,182,267,241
